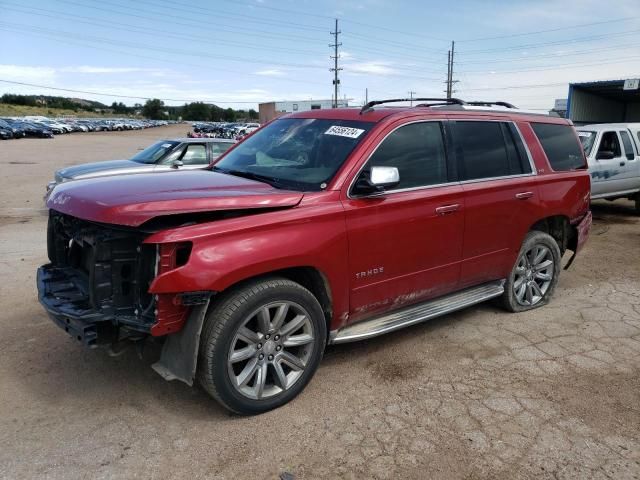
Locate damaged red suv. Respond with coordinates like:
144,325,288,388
38,99,592,414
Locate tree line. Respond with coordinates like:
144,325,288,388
142,98,258,122
0,93,258,121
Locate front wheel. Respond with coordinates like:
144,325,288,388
501,231,561,312
198,278,326,415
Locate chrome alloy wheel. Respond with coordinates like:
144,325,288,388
227,301,315,400
513,244,554,306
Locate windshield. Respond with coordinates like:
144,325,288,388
577,131,596,156
130,141,180,164
214,118,373,191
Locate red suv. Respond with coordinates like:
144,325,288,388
38,99,592,414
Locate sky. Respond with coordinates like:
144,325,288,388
1,0,639,110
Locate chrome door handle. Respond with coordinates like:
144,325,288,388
515,191,534,200
435,204,460,215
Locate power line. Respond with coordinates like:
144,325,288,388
460,28,640,54
456,42,639,65
457,15,640,42
49,0,326,45
0,21,325,70
1,4,327,58
106,0,329,33
0,26,332,89
459,54,640,75
0,79,261,103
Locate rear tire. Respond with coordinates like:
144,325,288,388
198,277,326,415
634,194,640,215
501,231,561,313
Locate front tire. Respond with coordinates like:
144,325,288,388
198,278,326,415
501,231,561,312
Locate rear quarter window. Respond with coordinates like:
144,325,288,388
531,123,586,171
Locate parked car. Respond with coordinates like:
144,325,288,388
46,137,236,194
0,118,24,138
0,126,13,140
35,120,66,135
576,123,640,213
13,121,53,138
37,99,591,414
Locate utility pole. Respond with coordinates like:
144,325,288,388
330,18,342,108
365,88,368,105
445,41,458,99
408,90,416,107
446,50,451,98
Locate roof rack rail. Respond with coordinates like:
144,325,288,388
360,97,466,114
465,101,517,108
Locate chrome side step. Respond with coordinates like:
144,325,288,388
330,280,505,344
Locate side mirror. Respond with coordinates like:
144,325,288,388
354,166,400,196
596,150,615,160
171,159,184,169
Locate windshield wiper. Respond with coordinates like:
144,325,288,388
213,167,287,189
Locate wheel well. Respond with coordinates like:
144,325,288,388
529,215,574,254
218,267,333,332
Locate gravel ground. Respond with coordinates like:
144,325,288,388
0,126,639,480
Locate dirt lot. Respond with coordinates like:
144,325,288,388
0,126,639,480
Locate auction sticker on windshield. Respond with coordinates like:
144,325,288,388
324,125,365,139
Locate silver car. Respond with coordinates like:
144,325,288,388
46,137,236,194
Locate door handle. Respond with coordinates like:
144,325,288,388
435,204,460,215
515,191,534,200
620,162,626,166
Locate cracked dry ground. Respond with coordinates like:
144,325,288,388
0,133,639,479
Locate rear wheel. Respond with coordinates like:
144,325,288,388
501,231,561,312
634,193,640,215
198,278,326,415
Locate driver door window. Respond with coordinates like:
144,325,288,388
597,132,621,159
363,122,447,191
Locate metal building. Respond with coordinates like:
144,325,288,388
567,78,640,124
258,99,348,124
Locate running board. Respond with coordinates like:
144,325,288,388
330,280,505,344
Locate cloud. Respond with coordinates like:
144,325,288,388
345,61,397,76
59,66,164,74
254,69,286,77
0,64,56,83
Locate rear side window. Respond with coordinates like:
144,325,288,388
531,123,585,171
453,121,530,181
211,142,233,157
619,131,635,160
366,122,447,189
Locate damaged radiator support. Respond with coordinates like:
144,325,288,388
40,211,159,346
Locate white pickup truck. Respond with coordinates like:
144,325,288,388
577,123,640,213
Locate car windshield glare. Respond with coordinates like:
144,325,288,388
214,118,374,191
130,141,179,164
577,131,596,156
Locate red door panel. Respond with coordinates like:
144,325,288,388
459,177,540,288
343,184,465,322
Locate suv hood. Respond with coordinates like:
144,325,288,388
57,159,148,180
47,170,304,227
